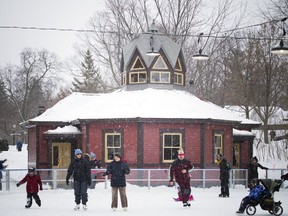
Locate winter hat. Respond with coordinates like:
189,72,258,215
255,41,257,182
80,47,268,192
177,148,184,156
114,153,122,159
28,167,35,173
252,156,258,162
75,149,82,155
90,152,96,159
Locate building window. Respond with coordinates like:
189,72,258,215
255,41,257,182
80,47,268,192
151,71,170,83
121,73,126,85
105,132,121,162
162,133,182,163
213,132,223,162
174,73,183,85
153,56,168,69
175,58,182,71
129,72,147,83
131,56,145,70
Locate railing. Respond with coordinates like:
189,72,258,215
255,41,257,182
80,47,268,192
1,168,287,191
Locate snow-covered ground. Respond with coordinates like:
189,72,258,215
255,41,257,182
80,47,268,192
1,145,288,216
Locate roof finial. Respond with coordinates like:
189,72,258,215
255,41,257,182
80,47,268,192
148,20,158,33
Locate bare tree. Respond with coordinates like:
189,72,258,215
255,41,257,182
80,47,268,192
1,48,61,122
76,0,245,92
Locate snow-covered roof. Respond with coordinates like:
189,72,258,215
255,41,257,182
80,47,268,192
29,88,261,125
44,125,81,134
226,106,288,125
233,129,255,137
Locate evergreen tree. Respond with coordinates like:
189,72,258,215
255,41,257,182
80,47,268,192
72,50,104,93
0,80,13,138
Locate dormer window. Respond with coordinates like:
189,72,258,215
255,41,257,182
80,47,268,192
131,56,145,70
153,56,168,69
175,58,182,71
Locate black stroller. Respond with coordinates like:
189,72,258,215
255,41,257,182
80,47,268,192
246,179,284,216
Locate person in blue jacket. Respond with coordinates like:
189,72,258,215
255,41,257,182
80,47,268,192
236,179,267,214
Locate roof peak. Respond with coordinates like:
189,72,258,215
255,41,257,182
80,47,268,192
148,20,158,33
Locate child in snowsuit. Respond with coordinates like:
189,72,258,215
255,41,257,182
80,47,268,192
16,167,43,208
236,179,266,214
169,149,194,207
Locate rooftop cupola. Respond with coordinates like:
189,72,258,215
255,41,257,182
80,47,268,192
120,22,187,90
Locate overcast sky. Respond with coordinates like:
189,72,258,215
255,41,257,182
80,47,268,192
0,0,105,66
0,0,268,67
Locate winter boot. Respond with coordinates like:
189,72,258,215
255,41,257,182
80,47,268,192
36,199,41,207
183,202,191,207
83,205,87,211
25,198,32,208
74,204,80,211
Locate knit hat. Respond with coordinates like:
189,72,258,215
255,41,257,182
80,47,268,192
75,149,82,155
28,167,35,173
252,156,258,162
178,148,184,156
90,152,96,159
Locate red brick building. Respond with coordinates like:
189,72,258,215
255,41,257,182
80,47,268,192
24,23,260,170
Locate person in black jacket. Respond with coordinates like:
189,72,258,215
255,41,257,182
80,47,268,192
0,159,7,190
247,156,268,188
66,149,91,211
281,172,288,180
89,152,102,189
103,153,130,211
216,154,230,197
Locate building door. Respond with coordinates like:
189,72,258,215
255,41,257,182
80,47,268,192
233,143,240,168
52,143,71,185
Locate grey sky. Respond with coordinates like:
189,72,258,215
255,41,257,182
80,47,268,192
0,0,269,67
0,0,104,66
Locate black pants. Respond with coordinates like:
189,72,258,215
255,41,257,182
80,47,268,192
238,196,253,212
74,181,88,205
220,178,229,196
26,192,41,208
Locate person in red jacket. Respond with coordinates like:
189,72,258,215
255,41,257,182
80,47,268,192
16,167,43,208
169,149,194,207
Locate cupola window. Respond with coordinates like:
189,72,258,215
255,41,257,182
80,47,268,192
175,58,182,71
174,73,184,85
131,56,145,70
151,71,170,83
153,56,168,69
130,72,147,83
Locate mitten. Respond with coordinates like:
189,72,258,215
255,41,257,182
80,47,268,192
168,180,175,187
16,183,20,187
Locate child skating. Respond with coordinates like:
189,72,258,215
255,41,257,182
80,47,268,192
16,167,43,208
